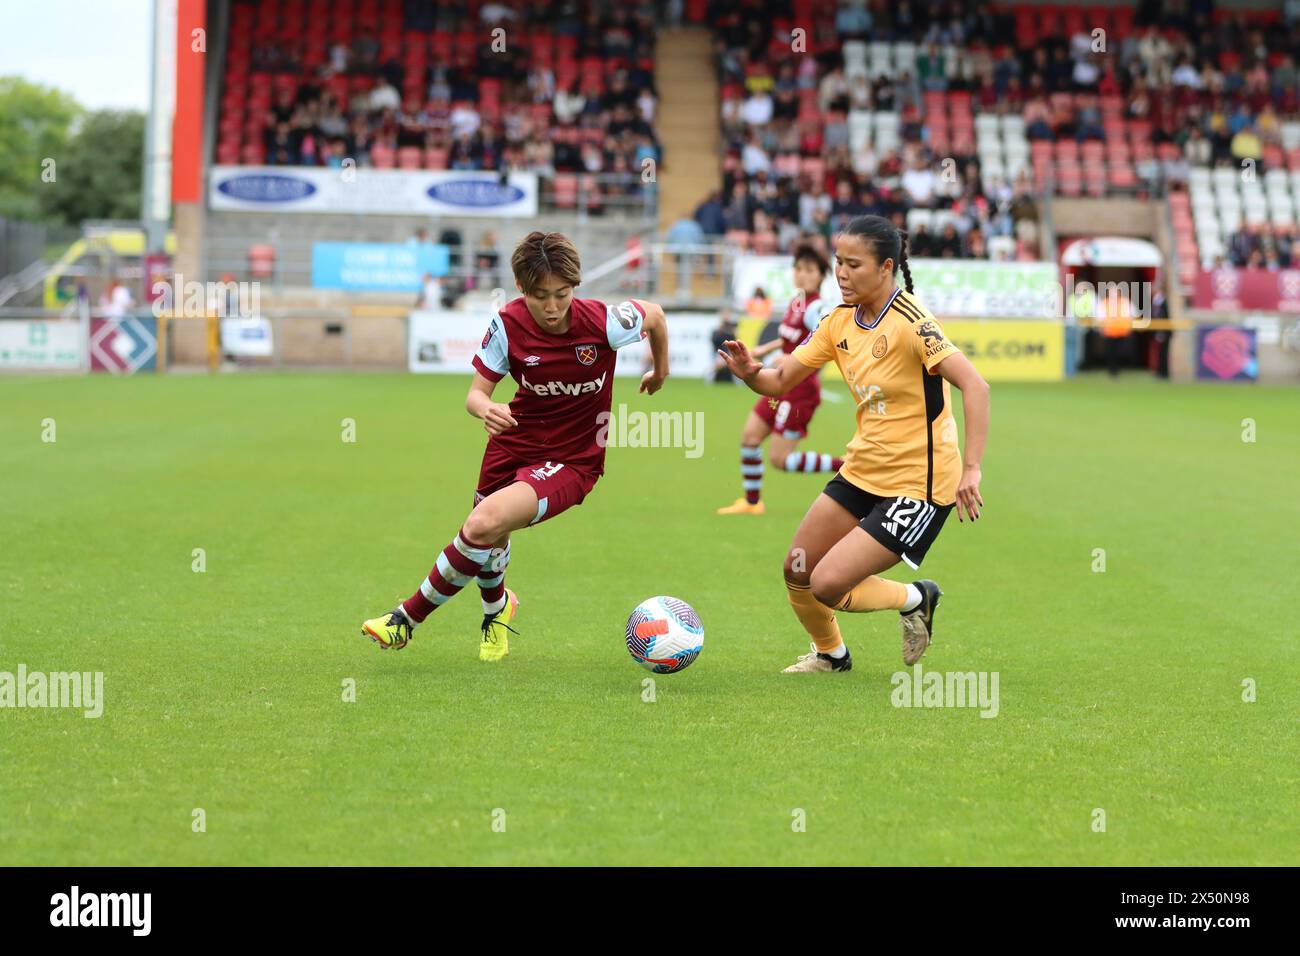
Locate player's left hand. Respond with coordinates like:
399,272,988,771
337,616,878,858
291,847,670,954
956,464,983,522
639,370,666,395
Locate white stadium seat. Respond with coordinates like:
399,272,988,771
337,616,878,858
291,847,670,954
894,42,917,76
843,40,868,79
1212,167,1241,192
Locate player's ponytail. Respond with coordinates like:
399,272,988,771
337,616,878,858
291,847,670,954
898,231,914,294
842,214,913,294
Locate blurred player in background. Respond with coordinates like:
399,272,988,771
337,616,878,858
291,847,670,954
719,216,989,672
717,244,844,516
363,231,670,661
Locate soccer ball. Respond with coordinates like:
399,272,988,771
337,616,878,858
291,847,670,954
625,596,704,673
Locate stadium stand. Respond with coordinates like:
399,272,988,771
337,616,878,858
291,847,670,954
214,0,662,212
701,0,1300,280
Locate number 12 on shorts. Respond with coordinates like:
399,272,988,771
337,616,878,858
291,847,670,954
881,496,933,541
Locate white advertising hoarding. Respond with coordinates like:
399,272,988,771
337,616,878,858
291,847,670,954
0,320,84,370
731,254,1061,318
210,166,539,217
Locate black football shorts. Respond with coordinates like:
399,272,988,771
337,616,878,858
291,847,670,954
822,474,953,570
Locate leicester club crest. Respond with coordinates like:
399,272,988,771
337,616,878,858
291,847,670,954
575,344,598,366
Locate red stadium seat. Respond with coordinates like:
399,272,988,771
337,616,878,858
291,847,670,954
552,174,578,208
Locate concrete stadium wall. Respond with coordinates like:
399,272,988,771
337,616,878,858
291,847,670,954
1052,199,1161,237
166,313,408,368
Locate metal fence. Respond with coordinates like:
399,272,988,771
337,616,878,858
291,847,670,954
0,218,47,278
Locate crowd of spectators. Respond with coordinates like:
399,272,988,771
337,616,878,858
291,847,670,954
1222,222,1299,271
225,0,662,198
700,0,1300,260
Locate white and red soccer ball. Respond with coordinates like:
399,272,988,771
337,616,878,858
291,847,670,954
625,596,704,673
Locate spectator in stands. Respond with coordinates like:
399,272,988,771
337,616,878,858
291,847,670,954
267,123,300,165
474,233,501,290
450,102,482,140
829,180,864,233
1230,123,1262,164
480,2,517,25
417,272,443,309
741,132,771,176
910,223,935,257
351,29,379,72
369,79,397,113
935,223,962,258
901,155,937,207
916,44,948,93
818,63,849,113
835,0,872,38
1024,90,1054,140
1075,95,1104,142
694,191,726,237
1182,125,1211,165
638,88,658,126
741,88,774,128
1275,227,1294,268
799,178,831,231
1228,221,1257,267
554,82,586,125
724,181,756,232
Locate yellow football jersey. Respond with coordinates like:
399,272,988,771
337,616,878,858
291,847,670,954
792,287,963,505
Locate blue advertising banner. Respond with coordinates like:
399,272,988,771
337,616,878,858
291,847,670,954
311,243,450,292
1195,325,1258,382
210,167,539,217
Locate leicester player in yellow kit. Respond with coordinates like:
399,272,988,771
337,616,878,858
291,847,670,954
718,215,990,671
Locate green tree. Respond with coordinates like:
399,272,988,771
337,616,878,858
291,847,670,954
0,76,82,221
42,109,146,225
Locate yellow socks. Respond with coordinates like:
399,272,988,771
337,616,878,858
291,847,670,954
785,581,844,653
834,576,909,613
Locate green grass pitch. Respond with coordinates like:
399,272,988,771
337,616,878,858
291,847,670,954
1,369,1296,866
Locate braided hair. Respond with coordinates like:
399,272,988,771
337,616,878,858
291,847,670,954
842,214,913,294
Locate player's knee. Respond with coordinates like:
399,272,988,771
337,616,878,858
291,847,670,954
783,554,811,588
809,569,845,608
769,448,792,470
463,507,504,544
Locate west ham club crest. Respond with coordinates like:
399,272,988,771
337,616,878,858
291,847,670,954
575,344,598,366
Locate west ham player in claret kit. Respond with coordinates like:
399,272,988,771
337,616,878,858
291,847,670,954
362,231,670,661
717,244,844,516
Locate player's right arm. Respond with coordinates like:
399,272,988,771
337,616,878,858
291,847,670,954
468,315,517,435
716,338,817,397
465,373,517,436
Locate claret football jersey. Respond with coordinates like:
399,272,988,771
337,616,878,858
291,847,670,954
472,297,647,478
774,292,833,402
792,287,963,505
